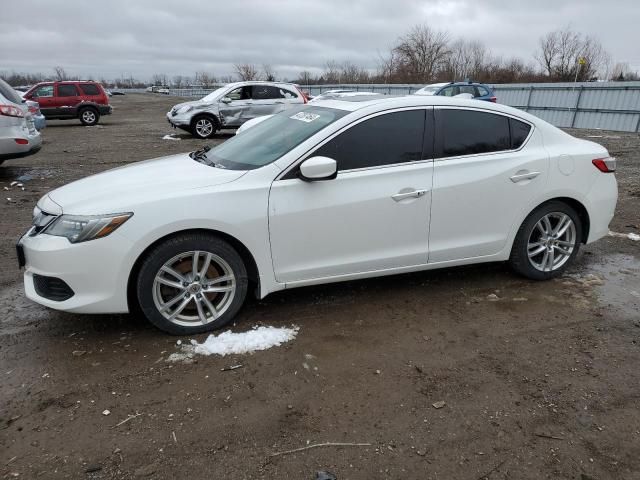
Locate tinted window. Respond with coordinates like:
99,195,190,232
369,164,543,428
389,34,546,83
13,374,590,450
79,83,100,95
477,86,490,96
57,84,78,97
439,109,510,157
252,85,281,100
510,118,531,149
315,110,426,171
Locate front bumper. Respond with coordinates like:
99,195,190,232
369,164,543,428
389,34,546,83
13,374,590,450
166,111,190,128
98,105,113,115
20,231,134,314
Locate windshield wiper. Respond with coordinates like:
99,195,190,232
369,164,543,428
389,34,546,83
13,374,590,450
190,145,211,162
190,145,227,168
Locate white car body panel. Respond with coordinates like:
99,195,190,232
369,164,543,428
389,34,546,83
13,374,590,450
19,95,617,316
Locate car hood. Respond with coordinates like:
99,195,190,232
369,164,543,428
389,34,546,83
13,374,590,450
45,153,246,214
172,99,215,111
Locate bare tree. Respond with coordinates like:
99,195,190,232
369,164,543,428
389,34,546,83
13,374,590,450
392,25,450,83
234,63,259,81
296,70,314,85
535,27,609,81
262,64,276,81
323,60,341,83
172,75,184,88
53,66,68,81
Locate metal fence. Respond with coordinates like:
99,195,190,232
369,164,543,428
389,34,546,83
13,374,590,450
125,81,640,132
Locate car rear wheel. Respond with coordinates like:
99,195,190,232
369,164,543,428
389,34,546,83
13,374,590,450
79,107,100,126
509,201,582,280
191,115,217,139
136,233,248,335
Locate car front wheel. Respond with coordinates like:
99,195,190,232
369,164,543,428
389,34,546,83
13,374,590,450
509,201,582,280
136,233,248,335
191,115,217,139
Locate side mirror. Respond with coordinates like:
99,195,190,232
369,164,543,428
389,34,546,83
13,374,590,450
220,97,232,104
298,156,337,182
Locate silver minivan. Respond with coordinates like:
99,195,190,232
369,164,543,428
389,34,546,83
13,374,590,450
0,78,42,165
167,81,307,139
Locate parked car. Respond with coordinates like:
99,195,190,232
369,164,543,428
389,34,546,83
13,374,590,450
309,90,381,103
414,81,497,102
236,92,378,135
167,81,307,139
0,78,41,165
23,81,112,126
25,99,46,131
19,95,617,335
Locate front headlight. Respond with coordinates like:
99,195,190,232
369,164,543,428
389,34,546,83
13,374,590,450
45,213,133,243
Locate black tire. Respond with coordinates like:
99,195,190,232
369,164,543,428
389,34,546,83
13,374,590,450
509,201,582,280
136,233,248,335
79,107,100,126
190,114,218,139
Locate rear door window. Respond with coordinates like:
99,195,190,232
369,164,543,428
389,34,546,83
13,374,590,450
252,85,281,100
79,83,100,95
510,118,532,149
314,110,428,171
57,84,78,97
437,109,510,157
279,88,298,99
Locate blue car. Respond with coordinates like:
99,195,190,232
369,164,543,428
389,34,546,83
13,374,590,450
414,81,496,102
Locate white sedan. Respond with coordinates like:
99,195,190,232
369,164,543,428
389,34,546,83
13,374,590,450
19,96,618,335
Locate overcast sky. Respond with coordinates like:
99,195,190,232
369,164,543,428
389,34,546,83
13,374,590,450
2,0,639,82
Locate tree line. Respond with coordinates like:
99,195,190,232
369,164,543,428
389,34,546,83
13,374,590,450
3,25,639,88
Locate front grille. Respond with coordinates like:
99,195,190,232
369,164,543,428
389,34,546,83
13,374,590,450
33,274,74,301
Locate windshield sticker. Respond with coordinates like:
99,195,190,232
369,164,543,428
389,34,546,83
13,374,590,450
290,112,320,123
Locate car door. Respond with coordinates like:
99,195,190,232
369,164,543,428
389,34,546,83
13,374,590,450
268,108,434,283
250,85,283,117
27,84,55,116
54,84,81,117
218,86,253,126
428,107,547,263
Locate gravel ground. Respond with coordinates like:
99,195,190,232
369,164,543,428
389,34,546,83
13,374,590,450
1,94,639,480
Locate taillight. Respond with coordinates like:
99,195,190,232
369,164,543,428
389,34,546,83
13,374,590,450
296,87,308,104
28,105,39,114
0,104,25,117
14,138,29,145
592,157,616,173
489,96,497,103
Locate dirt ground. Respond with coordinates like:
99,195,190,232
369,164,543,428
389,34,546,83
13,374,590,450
1,94,639,480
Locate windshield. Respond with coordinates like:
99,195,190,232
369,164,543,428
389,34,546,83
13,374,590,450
418,86,440,95
201,87,227,102
206,105,348,170
0,78,24,104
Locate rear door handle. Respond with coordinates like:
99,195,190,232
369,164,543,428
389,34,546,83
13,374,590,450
510,171,540,183
392,189,428,201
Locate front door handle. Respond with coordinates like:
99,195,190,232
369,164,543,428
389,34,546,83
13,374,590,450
510,171,541,183
392,189,428,201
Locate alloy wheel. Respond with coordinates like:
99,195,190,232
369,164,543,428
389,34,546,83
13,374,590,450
82,110,96,123
195,119,213,137
152,250,236,326
527,212,577,272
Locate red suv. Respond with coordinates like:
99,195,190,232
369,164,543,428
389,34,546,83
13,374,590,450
23,81,112,126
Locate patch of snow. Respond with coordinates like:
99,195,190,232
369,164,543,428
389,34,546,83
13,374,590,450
162,134,180,141
608,231,640,241
191,326,299,357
